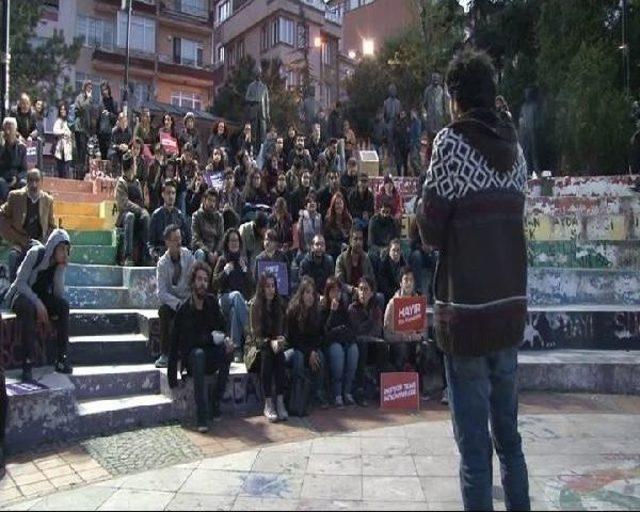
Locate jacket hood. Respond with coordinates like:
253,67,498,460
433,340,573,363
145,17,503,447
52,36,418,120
38,229,70,271
450,108,518,173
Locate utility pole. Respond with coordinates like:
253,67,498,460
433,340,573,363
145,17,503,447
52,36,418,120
1,0,10,121
122,0,133,118
622,0,630,96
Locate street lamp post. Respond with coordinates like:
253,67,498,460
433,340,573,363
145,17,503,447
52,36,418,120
122,0,133,117
622,0,630,96
1,0,10,121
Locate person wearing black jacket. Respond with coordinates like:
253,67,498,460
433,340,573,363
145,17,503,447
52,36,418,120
168,261,234,433
0,118,27,201
286,135,313,171
97,82,118,160
299,234,333,292
322,277,358,408
378,239,407,304
285,276,327,408
148,180,192,263
110,112,132,174
368,198,400,263
13,93,38,141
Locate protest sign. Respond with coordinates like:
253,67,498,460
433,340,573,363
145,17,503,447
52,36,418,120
257,260,289,296
380,372,420,410
159,131,178,155
393,296,427,332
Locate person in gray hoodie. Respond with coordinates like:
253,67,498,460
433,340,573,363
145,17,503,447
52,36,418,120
154,224,195,368
5,229,72,381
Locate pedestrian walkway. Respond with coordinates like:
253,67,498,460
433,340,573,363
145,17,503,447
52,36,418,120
2,392,640,510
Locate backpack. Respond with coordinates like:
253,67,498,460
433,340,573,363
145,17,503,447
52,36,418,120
287,372,311,417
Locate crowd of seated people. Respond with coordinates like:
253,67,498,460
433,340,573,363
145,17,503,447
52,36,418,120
0,101,443,436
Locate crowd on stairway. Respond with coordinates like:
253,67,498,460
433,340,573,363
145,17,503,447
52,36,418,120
0,49,534,511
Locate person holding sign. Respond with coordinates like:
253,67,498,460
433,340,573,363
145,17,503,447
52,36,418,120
157,113,179,156
383,267,426,371
322,277,358,408
245,273,288,423
254,229,289,295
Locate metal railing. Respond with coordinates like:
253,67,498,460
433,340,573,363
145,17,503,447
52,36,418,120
161,0,210,20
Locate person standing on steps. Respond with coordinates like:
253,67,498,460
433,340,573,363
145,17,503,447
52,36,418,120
155,224,195,369
5,229,73,382
168,261,234,433
419,49,530,511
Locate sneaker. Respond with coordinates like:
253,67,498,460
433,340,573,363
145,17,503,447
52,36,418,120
210,401,222,422
197,423,209,433
276,395,288,421
334,396,344,408
315,394,330,409
344,394,356,406
441,387,449,405
155,354,168,368
54,356,73,375
264,398,278,423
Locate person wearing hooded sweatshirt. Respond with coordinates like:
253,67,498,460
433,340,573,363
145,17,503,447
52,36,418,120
419,49,530,511
6,229,72,381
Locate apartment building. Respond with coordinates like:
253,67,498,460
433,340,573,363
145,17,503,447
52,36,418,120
334,0,416,60
212,0,346,110
37,0,217,115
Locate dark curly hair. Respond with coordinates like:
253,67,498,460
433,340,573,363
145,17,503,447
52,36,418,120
445,49,496,112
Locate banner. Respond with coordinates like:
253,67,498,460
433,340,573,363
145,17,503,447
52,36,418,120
257,260,289,296
393,296,427,332
205,170,225,191
380,372,420,410
159,131,178,155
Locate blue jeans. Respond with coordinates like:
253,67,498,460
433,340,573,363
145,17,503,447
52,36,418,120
410,249,435,301
219,291,249,351
444,346,530,511
327,342,358,398
188,346,232,425
285,348,326,401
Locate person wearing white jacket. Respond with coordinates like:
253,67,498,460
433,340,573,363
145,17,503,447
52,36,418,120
52,104,73,178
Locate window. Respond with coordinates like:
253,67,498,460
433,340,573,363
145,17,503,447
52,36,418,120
322,38,335,66
285,70,298,90
296,23,308,49
171,91,203,111
279,18,295,46
76,14,114,50
117,12,155,54
261,25,268,52
173,37,204,67
270,18,278,47
180,0,206,17
217,0,231,23
128,82,152,109
236,39,245,61
216,44,225,64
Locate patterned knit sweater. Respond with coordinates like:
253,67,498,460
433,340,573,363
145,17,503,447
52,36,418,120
419,109,528,357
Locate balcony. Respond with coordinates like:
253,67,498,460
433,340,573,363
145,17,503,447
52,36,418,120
159,0,213,25
157,54,215,82
95,0,156,16
92,46,156,73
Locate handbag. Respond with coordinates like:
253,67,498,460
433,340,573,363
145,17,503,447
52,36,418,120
287,371,311,417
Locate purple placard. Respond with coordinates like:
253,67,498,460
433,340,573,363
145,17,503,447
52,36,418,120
257,260,289,296
7,381,49,396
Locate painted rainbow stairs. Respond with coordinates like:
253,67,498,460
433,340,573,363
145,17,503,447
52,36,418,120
3,175,640,454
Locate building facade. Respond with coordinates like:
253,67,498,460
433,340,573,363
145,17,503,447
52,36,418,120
212,0,345,110
37,0,217,117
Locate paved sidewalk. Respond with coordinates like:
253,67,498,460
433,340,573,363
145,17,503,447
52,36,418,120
2,393,640,510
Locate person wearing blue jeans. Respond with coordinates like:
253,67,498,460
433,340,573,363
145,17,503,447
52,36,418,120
419,49,530,510
212,228,254,361
321,276,358,407
445,347,529,511
285,348,326,406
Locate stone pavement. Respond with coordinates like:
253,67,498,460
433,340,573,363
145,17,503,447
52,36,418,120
1,392,640,510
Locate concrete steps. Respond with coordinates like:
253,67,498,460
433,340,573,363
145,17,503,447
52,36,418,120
76,393,175,438
54,202,101,217
44,177,94,194
69,230,115,246
70,365,160,400
69,333,152,366
69,310,141,337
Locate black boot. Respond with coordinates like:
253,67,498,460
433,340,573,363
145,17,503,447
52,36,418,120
21,361,33,383
54,355,73,375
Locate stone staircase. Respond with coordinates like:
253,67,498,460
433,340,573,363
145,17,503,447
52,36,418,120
3,175,640,455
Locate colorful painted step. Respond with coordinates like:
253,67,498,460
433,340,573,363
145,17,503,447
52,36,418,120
53,202,101,217
57,214,110,231
70,245,117,265
68,230,115,246
43,177,94,194
49,191,113,203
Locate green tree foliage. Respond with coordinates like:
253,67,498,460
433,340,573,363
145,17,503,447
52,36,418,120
212,56,299,133
9,2,81,106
